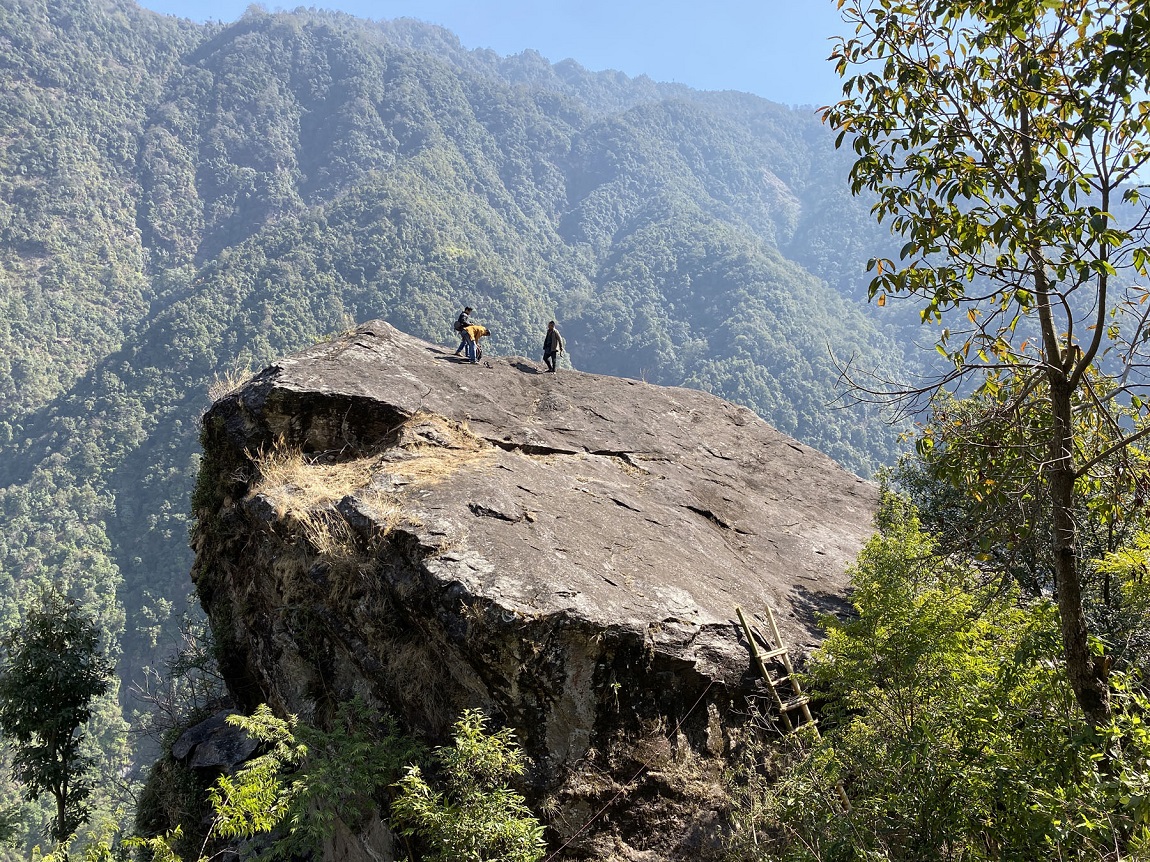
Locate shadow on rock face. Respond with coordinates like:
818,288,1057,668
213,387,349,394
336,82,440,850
510,360,542,374
788,585,855,644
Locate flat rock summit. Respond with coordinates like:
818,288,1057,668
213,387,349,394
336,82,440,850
190,321,879,860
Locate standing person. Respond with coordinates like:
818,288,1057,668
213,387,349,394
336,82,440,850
542,320,564,372
453,306,473,356
462,324,490,364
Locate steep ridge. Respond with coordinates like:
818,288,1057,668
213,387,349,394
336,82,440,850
190,322,877,859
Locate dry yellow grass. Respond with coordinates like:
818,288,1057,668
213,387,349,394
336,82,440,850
207,365,254,402
383,413,494,485
247,444,381,562
249,443,378,516
245,413,494,549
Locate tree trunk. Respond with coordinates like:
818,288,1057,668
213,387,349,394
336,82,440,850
55,788,67,847
1048,372,1111,726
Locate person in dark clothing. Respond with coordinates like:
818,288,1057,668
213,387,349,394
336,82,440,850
453,306,473,355
542,320,564,372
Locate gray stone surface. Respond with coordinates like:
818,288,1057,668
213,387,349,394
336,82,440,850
217,322,872,642
193,320,879,860
171,711,258,772
323,815,393,862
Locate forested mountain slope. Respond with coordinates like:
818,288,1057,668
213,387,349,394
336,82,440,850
0,0,909,783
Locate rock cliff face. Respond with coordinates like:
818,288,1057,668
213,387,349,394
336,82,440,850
191,321,878,860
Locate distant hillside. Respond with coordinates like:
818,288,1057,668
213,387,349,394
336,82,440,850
0,0,909,798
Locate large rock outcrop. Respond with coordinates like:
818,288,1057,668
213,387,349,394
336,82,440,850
191,321,878,859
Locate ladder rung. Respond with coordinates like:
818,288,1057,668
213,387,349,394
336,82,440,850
760,646,789,660
781,696,810,711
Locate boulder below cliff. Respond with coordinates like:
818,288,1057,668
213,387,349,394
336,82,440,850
191,321,878,860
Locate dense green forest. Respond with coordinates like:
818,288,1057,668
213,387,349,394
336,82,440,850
0,0,918,850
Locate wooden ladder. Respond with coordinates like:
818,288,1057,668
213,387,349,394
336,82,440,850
736,605,813,733
736,604,850,810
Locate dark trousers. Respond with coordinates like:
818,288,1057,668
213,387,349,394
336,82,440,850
543,351,558,372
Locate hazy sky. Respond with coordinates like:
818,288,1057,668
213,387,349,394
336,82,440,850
135,0,849,107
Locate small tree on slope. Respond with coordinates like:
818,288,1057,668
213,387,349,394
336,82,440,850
0,588,112,845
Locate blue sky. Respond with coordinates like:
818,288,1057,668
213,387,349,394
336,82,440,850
135,0,848,107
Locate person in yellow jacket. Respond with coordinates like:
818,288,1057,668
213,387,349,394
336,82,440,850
461,324,490,364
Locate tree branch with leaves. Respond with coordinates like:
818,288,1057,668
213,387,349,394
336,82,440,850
824,0,1150,725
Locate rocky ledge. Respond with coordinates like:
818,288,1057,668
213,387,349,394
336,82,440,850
190,321,878,860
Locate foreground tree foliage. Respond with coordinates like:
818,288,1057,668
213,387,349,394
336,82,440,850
392,709,546,862
727,496,1150,861
130,702,545,862
894,372,1150,602
825,0,1150,725
0,589,112,846
131,699,421,862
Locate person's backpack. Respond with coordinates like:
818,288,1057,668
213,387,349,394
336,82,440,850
453,319,464,332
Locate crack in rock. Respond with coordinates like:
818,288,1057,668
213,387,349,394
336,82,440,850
469,501,523,522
